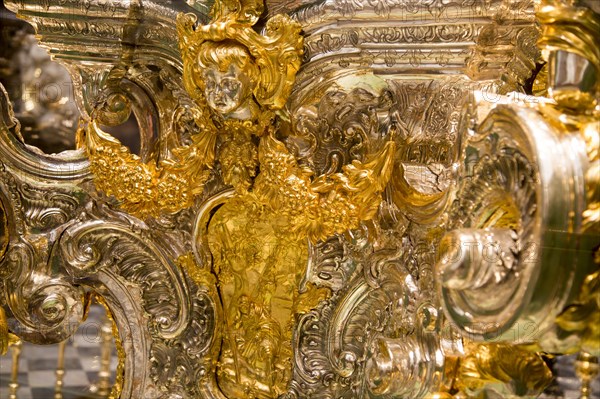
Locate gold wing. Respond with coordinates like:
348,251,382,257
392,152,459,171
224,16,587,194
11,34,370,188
82,116,216,219
255,133,396,243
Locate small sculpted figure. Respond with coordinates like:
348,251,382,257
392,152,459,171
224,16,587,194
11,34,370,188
194,39,321,397
176,3,397,394
83,0,396,396
195,40,396,397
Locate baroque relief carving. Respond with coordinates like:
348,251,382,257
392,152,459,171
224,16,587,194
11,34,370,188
0,0,598,398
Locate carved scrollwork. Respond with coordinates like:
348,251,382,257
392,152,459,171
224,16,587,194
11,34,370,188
0,140,87,345
0,193,8,263
302,236,357,293
467,24,540,92
327,255,412,379
3,0,594,398
290,246,420,397
59,220,190,338
16,183,79,231
454,342,553,398
3,0,213,219
2,238,85,344
290,72,394,175
0,83,89,180
53,218,220,398
295,0,536,81
365,303,448,398
436,102,595,347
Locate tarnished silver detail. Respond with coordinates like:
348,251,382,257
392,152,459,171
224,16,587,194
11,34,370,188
3,0,596,398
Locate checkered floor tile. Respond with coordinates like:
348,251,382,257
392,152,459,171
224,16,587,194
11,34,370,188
0,305,118,399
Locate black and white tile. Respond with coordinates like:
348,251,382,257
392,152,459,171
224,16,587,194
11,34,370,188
0,305,118,399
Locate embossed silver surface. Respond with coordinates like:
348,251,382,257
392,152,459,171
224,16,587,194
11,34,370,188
0,0,598,398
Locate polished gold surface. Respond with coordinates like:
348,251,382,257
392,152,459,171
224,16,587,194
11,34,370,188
95,295,125,399
455,343,553,398
537,0,600,110
207,137,394,396
582,121,599,234
535,0,600,358
80,0,304,220
8,337,22,399
81,107,217,219
175,1,396,395
177,0,303,111
0,306,8,356
54,340,67,399
556,269,600,356
576,352,600,399
0,0,599,397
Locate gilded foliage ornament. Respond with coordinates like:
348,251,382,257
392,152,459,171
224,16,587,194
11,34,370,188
173,1,397,396
455,343,553,398
81,92,217,219
0,0,599,398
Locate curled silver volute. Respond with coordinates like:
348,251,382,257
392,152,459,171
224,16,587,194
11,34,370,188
436,102,595,345
58,219,190,339
51,218,221,398
2,239,85,344
365,303,452,398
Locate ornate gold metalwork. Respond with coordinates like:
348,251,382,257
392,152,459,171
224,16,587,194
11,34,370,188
1,0,599,397
178,16,304,392
436,0,599,360
174,1,397,396
537,0,600,110
0,306,8,355
95,295,125,399
556,268,600,356
575,351,600,399
8,337,22,399
0,199,7,262
81,112,216,219
582,119,599,234
206,132,394,395
455,343,553,398
177,252,218,289
54,340,66,399
177,0,303,111
80,0,305,219
536,0,600,238
534,0,600,359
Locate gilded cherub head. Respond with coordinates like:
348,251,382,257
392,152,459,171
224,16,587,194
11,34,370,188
197,41,260,120
177,0,303,119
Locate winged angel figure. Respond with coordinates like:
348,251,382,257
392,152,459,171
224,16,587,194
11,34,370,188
80,0,395,396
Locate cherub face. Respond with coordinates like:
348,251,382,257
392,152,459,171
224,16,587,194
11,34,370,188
203,63,254,118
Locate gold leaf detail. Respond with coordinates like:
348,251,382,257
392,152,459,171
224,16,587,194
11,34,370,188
456,343,553,397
